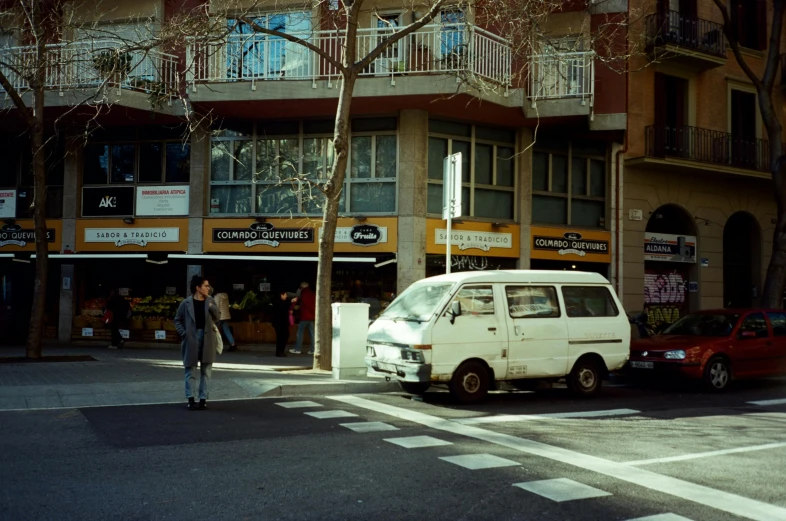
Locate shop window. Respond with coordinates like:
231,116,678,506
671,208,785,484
0,135,65,218
209,120,397,215
83,138,191,186
532,140,606,227
427,120,516,220
506,286,560,318
562,286,619,317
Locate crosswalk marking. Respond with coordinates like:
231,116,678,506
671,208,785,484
625,441,786,466
454,408,640,425
513,478,611,502
340,422,399,433
384,435,452,449
304,410,358,419
275,401,322,409
439,453,520,470
747,398,786,406
624,515,694,521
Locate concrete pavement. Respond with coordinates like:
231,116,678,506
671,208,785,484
0,343,399,411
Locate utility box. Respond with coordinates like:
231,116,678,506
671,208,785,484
331,303,370,380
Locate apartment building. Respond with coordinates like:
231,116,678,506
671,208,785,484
0,0,626,343
621,0,782,327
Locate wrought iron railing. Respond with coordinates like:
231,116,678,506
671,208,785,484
645,124,771,172
186,23,511,88
645,10,727,58
527,50,594,103
0,40,179,95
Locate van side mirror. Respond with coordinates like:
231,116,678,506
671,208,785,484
450,301,462,324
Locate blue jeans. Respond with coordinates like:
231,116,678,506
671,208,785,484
218,320,235,345
185,329,212,400
295,320,315,352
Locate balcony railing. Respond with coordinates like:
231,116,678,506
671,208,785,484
186,23,511,88
0,40,179,96
527,50,594,103
645,11,727,58
645,124,771,172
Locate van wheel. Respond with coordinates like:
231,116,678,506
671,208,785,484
399,382,430,395
703,357,731,391
567,358,603,397
449,361,490,404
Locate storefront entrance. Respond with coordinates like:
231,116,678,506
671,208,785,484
723,211,761,308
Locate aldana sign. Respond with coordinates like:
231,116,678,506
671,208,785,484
212,222,314,248
136,186,189,216
533,231,609,257
84,227,180,247
0,190,16,218
435,229,513,252
0,224,56,247
329,224,388,247
644,233,697,263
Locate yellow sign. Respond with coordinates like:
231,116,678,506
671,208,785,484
425,219,520,258
531,226,611,263
76,218,189,252
202,217,398,253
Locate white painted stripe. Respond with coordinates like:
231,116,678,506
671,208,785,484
454,408,640,425
625,441,786,466
339,422,399,433
513,478,611,502
330,395,786,521
275,401,323,409
624,515,694,521
304,410,358,419
747,398,786,406
439,453,520,470
384,435,452,449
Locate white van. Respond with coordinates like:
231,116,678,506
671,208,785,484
365,270,630,403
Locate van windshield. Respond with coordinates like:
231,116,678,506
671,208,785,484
378,282,455,323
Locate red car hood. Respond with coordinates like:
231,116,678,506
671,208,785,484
631,335,724,352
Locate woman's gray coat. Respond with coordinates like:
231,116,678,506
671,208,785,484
174,296,220,367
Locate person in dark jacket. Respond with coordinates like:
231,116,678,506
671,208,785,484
106,289,130,350
272,288,292,357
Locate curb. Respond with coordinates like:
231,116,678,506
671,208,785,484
260,380,401,397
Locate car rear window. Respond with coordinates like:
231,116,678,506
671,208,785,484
561,286,619,317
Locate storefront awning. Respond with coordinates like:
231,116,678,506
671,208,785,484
1,253,378,263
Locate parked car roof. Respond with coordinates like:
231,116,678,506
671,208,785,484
423,270,611,285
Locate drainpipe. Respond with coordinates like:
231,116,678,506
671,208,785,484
613,0,631,298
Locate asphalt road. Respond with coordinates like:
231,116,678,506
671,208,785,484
2,377,785,521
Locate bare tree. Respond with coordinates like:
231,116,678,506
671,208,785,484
710,0,786,307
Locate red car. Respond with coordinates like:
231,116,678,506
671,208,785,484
629,309,786,390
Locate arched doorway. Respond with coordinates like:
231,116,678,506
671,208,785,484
723,212,761,308
643,204,698,329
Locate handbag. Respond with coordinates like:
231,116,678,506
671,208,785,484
102,309,114,325
213,323,223,354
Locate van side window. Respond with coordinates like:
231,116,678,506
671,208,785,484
453,285,495,315
766,312,786,337
505,286,560,318
562,286,619,317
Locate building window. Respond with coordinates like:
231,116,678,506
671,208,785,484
427,120,516,220
731,0,766,50
209,119,398,216
0,136,64,218
532,139,606,227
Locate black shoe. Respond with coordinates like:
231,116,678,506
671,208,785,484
198,399,207,410
275,352,287,357
187,398,197,411
228,345,237,352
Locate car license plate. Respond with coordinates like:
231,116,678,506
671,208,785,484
376,362,397,372
630,361,654,369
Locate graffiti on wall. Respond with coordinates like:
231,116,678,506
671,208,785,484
644,270,688,327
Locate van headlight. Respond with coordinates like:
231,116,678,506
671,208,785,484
366,345,376,357
664,350,686,360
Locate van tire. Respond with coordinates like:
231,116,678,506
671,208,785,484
399,382,430,395
567,358,603,397
449,361,490,404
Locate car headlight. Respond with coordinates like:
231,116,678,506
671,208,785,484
664,350,686,360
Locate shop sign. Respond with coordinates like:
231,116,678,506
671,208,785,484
0,224,56,247
84,227,180,247
0,189,16,218
135,185,189,216
212,222,314,248
82,186,135,217
644,233,697,263
435,229,512,252
533,232,609,257
331,224,387,247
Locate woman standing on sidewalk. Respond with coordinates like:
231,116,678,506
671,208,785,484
174,275,220,411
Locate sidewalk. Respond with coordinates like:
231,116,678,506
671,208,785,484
0,343,400,411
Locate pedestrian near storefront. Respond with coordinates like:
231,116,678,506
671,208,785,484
105,289,130,350
290,281,315,355
272,288,291,357
214,289,237,351
174,275,220,411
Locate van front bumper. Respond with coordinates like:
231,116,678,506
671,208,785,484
365,357,431,382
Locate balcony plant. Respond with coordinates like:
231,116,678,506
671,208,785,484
92,50,132,80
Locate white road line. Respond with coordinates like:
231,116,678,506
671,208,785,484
330,395,786,521
513,478,611,502
454,408,640,425
439,453,520,470
340,422,399,433
384,435,452,449
747,398,786,406
304,410,358,419
625,441,786,466
275,401,322,409
624,515,693,521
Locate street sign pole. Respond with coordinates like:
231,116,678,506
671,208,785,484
443,153,462,274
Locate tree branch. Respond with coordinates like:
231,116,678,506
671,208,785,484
711,0,763,89
0,68,36,128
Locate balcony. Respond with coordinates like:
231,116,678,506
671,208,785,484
645,11,727,70
641,124,772,177
0,40,179,100
185,23,511,96
526,50,594,118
